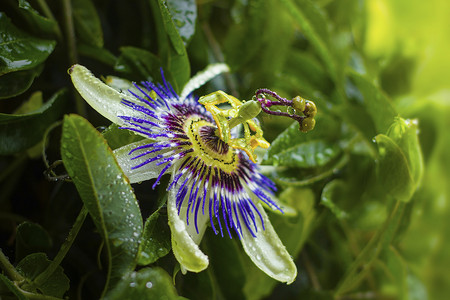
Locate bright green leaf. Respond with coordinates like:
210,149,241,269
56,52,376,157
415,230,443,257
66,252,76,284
386,117,423,185
0,13,55,75
72,0,104,47
375,134,415,203
61,114,143,295
16,253,69,298
0,89,66,155
104,267,182,300
166,0,197,45
349,71,397,134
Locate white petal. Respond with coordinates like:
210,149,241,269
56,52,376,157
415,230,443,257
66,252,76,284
167,173,209,273
240,203,297,284
180,63,230,101
69,64,146,133
114,140,168,184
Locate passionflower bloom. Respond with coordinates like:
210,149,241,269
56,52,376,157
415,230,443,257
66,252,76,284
69,64,315,284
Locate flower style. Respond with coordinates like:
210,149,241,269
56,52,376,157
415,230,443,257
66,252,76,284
69,64,298,284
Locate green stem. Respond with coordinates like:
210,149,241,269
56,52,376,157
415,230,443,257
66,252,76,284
0,249,25,282
34,206,88,286
62,0,86,117
18,286,63,300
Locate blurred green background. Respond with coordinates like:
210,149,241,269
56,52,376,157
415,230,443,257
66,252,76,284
1,0,450,299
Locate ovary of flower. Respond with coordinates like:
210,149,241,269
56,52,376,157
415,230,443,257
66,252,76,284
199,91,270,163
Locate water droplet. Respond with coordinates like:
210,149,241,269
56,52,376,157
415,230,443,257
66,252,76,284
256,254,261,261
129,282,137,287
146,281,153,288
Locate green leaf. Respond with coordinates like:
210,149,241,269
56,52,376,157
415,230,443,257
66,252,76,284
78,43,117,67
264,113,340,163
243,188,316,300
72,0,104,47
281,0,337,80
114,46,162,81
15,221,52,262
349,71,397,134
102,123,143,151
137,201,171,266
0,65,43,99
166,0,197,45
385,118,423,185
271,140,341,168
0,89,66,155
150,0,190,91
0,274,27,300
61,114,143,294
104,267,182,300
264,113,342,172
17,0,60,37
16,253,69,298
375,117,423,204
203,234,246,300
0,13,55,75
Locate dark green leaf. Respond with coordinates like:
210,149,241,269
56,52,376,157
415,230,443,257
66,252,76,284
16,253,69,298
17,0,60,37
0,274,27,300
166,0,197,45
0,89,66,155
137,205,171,266
204,232,247,300
150,0,190,91
61,114,143,294
0,64,43,99
15,221,52,262
72,0,104,47
78,43,117,67
114,46,162,81
0,13,55,75
104,267,182,300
